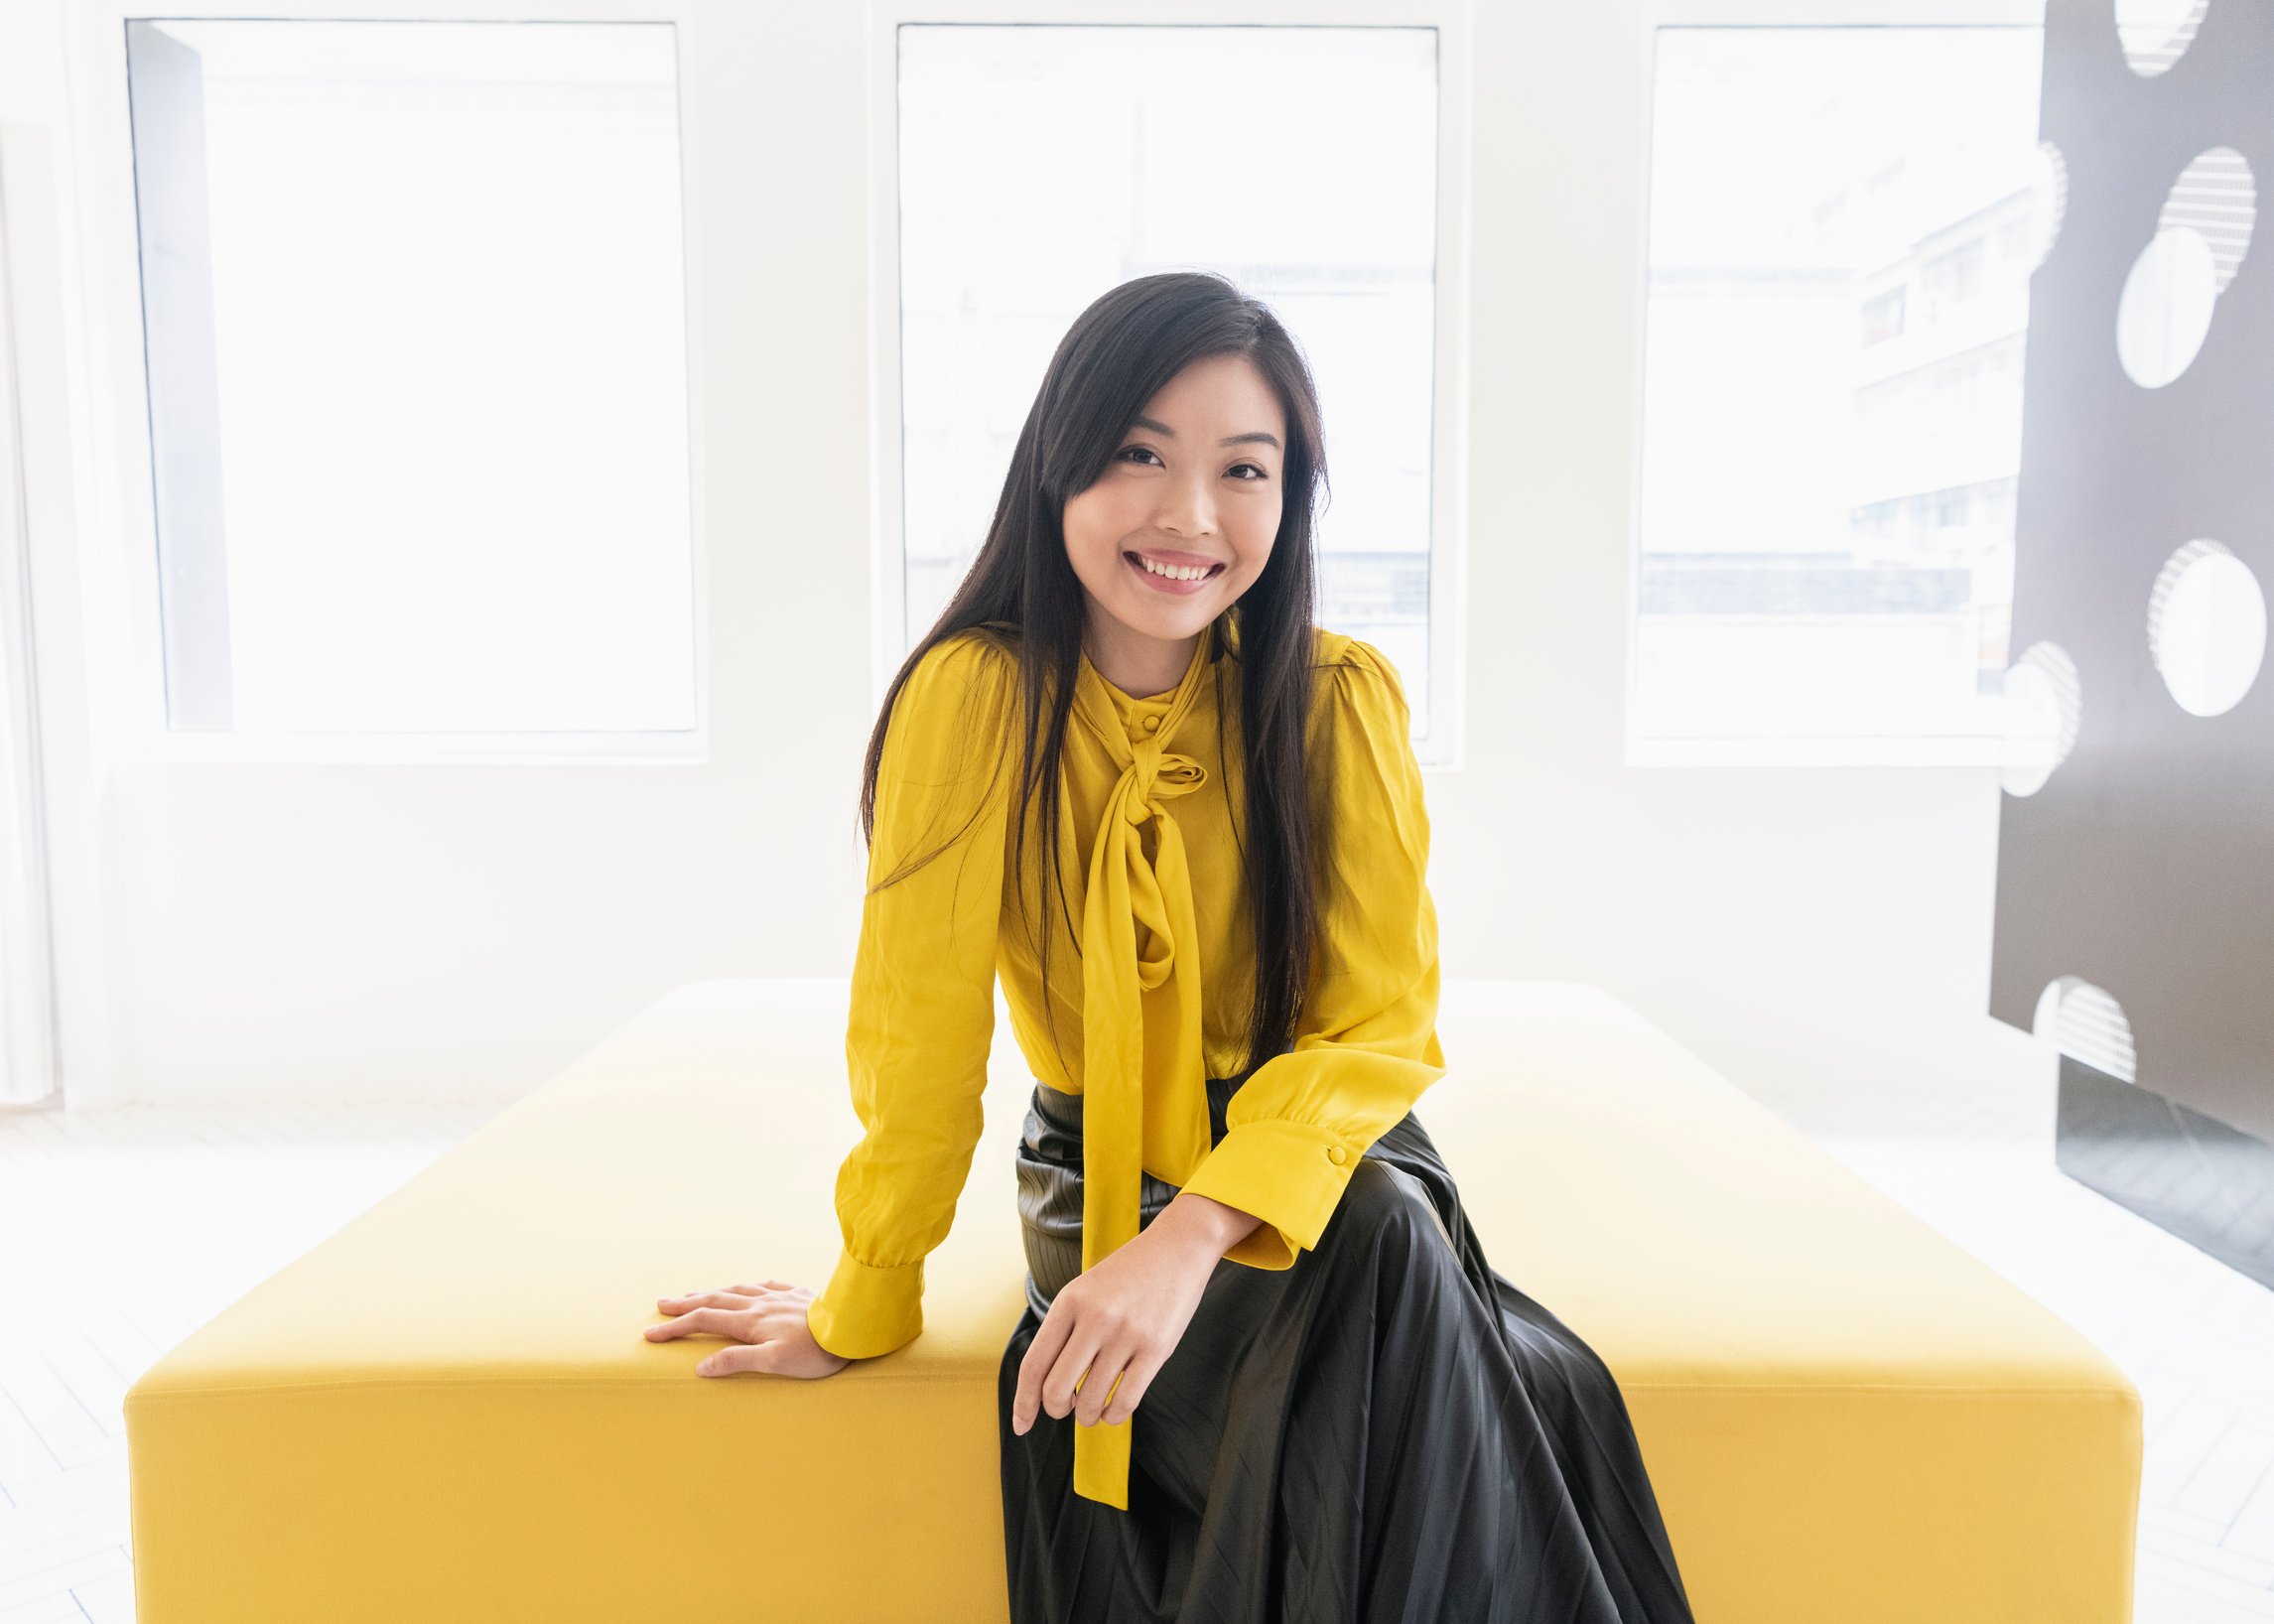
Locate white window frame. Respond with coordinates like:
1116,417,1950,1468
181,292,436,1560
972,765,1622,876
0,124,66,1106
64,0,713,765
865,0,1472,770
1629,0,2047,769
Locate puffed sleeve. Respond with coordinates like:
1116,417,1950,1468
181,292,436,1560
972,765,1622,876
1175,635,1447,1270
805,631,1018,1358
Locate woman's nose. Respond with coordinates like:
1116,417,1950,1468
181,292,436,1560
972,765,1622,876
1155,477,1219,539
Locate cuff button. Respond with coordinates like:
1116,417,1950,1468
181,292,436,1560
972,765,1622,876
1327,1146,1348,1164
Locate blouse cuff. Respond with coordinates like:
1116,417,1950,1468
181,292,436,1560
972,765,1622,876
804,1249,925,1359
1177,1117,1359,1272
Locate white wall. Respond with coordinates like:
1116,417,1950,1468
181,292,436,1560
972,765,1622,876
3,0,2055,1110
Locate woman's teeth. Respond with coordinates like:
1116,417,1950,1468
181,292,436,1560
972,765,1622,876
1131,553,1219,582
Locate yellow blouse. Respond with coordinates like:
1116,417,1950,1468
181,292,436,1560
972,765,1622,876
804,618,1448,1510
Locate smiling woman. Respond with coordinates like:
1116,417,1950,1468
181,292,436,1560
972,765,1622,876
659,272,1697,1624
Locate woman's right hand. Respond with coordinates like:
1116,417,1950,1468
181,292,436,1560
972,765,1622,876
644,1280,854,1379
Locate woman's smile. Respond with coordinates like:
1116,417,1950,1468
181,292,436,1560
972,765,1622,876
1124,548,1227,595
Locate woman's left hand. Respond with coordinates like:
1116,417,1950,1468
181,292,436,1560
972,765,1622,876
1009,1195,1252,1434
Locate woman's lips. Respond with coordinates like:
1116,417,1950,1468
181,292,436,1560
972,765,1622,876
1125,550,1225,596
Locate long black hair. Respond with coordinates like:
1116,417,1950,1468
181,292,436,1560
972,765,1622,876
858,269,1329,1082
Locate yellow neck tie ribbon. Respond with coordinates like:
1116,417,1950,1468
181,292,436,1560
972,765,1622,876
1065,634,1217,1511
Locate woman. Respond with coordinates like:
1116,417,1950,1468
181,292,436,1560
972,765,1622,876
644,272,1697,1623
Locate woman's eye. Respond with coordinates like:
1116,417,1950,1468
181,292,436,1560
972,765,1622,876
1116,445,1268,481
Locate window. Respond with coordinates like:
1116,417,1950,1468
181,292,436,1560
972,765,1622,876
891,22,1448,745
125,19,697,740
1633,24,2050,763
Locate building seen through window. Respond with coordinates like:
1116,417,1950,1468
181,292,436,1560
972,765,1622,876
1637,26,2050,757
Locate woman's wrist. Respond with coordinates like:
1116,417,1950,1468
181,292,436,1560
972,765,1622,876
1156,1189,1267,1260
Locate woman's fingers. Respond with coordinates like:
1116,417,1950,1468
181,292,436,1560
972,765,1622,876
1014,1293,1155,1431
1072,1345,1132,1428
1012,1302,1076,1434
1041,1326,1107,1426
644,1304,744,1342
696,1340,784,1377
1099,1353,1157,1426
1015,1314,1157,1430
652,1281,796,1316
655,1290,746,1312
638,1289,861,1382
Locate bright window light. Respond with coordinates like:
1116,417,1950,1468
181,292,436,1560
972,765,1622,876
895,23,1439,733
125,19,696,736
1636,26,2047,759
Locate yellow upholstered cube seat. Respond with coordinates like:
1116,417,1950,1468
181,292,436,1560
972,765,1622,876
124,978,2139,1623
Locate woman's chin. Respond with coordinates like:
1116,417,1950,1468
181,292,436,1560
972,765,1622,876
1108,595,1218,642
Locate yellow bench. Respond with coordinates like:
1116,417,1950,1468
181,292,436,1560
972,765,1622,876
124,978,2140,1623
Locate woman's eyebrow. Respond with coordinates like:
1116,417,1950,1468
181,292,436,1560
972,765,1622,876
1130,414,1280,451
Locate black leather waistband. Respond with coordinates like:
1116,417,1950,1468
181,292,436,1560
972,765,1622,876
1024,1072,1252,1163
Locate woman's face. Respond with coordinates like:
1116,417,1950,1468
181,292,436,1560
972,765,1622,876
1062,351,1285,664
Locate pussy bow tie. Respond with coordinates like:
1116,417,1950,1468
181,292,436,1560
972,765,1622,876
1065,637,1216,1511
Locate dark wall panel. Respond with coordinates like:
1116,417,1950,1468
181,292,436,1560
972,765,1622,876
1990,0,2274,1148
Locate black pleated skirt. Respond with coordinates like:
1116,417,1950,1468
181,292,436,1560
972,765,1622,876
997,1074,1699,1624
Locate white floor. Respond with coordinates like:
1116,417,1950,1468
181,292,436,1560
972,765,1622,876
1739,1064,2274,1624
2,1070,2270,1623
0,1099,507,1624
